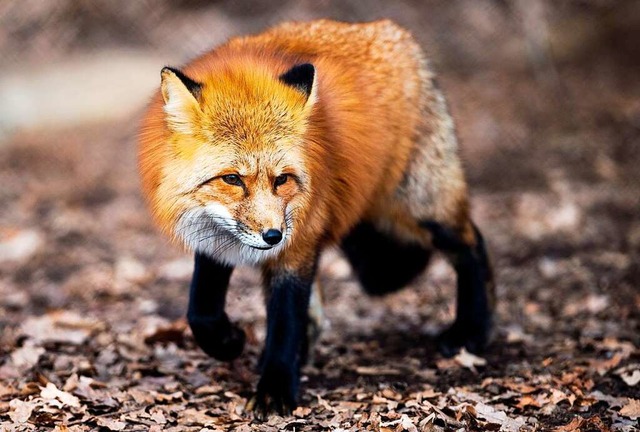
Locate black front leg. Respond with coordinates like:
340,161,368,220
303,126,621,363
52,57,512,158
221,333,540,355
187,253,245,361
249,266,315,418
421,221,494,357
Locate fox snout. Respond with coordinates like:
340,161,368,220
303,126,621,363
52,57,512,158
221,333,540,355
237,219,287,249
262,229,283,245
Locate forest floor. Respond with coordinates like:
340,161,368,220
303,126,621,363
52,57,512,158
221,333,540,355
1,2,640,431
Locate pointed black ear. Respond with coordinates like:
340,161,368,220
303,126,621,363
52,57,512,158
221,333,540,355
279,63,315,99
161,66,202,99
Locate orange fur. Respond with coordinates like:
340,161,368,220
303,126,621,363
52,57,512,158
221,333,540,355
138,19,469,270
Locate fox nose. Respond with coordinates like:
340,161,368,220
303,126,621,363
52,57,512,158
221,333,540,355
262,229,283,246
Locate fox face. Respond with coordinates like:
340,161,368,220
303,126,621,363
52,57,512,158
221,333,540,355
175,151,307,265
148,62,317,265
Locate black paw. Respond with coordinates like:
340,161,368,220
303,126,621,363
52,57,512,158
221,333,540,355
188,315,245,361
246,392,295,421
247,364,298,421
437,319,491,358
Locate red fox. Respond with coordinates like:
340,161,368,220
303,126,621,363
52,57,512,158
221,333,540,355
139,19,494,417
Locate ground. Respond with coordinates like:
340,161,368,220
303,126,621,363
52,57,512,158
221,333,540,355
0,1,639,431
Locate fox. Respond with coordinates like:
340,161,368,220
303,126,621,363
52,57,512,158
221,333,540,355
138,19,494,417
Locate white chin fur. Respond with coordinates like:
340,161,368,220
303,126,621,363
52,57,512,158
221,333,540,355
175,207,287,266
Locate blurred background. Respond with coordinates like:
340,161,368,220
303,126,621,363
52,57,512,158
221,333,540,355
0,0,638,427
1,0,638,309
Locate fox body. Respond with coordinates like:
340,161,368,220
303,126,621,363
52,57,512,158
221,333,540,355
139,19,494,417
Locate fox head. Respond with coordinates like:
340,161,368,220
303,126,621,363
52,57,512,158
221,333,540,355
140,60,317,265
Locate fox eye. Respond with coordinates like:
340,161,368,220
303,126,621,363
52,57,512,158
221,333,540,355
274,174,289,187
221,174,243,186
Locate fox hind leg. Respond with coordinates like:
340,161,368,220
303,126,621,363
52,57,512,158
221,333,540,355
341,221,432,296
420,220,495,356
397,72,495,356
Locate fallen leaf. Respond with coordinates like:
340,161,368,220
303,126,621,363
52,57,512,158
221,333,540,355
8,398,36,424
504,381,538,395
516,395,541,410
143,320,187,346
21,311,100,345
589,390,626,408
554,417,584,431
355,366,403,375
96,417,127,431
615,365,640,387
620,370,640,386
10,343,45,370
179,408,218,426
399,414,418,432
149,408,167,424
40,382,81,408
454,349,487,372
292,406,311,417
619,398,640,419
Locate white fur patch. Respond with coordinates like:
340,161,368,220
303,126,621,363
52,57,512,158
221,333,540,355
175,205,292,266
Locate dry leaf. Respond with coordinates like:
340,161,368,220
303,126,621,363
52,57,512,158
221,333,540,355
589,391,626,408
549,389,572,406
96,417,127,431
144,320,187,346
473,402,526,432
516,395,541,410
40,382,81,408
504,381,538,394
8,399,36,424
21,311,99,345
10,343,45,370
292,406,312,417
620,370,640,386
615,366,640,387
555,417,585,432
454,349,487,372
619,398,640,419
150,408,167,424
179,408,218,426
397,414,418,432
355,366,403,375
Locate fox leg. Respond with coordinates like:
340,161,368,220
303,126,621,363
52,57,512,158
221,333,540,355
420,220,494,356
187,252,245,361
304,279,325,365
400,151,495,356
249,258,317,418
341,221,432,295
395,75,495,356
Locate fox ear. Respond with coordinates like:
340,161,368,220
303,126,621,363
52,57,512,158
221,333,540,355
280,63,317,105
160,67,202,134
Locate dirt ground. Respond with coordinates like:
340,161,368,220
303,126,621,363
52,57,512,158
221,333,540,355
0,1,639,431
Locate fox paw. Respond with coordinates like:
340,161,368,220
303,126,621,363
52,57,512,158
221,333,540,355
246,364,298,421
246,391,295,421
188,316,245,361
437,319,491,358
